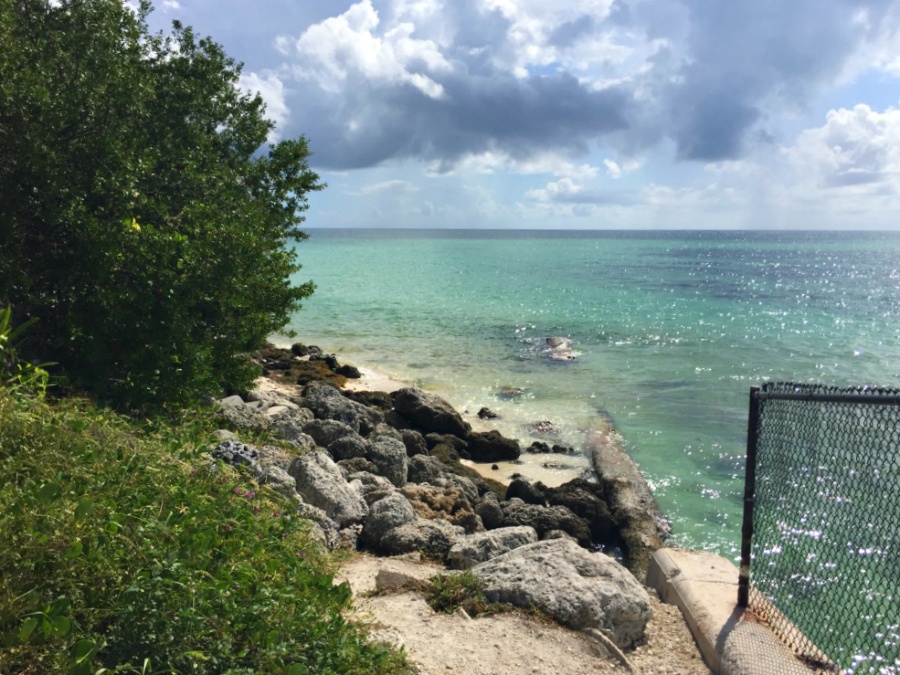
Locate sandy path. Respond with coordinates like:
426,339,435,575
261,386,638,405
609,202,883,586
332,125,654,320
337,553,713,675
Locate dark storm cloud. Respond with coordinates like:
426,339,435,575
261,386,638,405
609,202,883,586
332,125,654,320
279,0,900,170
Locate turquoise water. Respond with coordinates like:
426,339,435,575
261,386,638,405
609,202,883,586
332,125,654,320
281,230,900,557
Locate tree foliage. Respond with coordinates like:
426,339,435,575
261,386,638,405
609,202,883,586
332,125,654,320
0,0,322,409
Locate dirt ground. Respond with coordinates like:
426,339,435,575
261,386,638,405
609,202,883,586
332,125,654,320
337,553,713,675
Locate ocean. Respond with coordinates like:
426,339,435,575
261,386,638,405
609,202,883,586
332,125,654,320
279,229,900,559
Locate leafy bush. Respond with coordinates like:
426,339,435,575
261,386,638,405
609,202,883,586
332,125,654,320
426,571,491,617
0,394,412,674
0,0,321,410
0,306,51,397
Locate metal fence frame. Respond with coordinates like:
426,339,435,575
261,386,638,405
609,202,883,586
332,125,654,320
739,383,900,672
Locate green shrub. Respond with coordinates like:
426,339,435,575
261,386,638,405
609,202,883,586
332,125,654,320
0,0,321,411
0,394,412,674
0,306,51,398
425,571,491,617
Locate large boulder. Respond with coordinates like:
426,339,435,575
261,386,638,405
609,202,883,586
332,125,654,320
472,538,651,648
544,478,619,548
302,381,362,430
475,492,505,530
447,526,538,569
467,430,521,463
303,418,359,448
501,499,591,546
407,454,449,484
360,492,417,549
589,430,666,580
366,437,408,487
379,517,464,558
288,452,368,528
391,388,471,437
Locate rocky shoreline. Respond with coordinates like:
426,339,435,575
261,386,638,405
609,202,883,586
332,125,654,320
212,342,671,650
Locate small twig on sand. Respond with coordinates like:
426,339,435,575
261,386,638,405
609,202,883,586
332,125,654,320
584,628,639,674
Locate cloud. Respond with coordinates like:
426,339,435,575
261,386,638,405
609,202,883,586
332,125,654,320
786,103,900,193
263,0,900,180
238,72,290,142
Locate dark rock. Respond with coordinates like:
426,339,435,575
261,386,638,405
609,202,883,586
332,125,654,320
211,440,260,472
345,390,394,412
532,420,557,435
392,388,471,437
543,479,619,547
290,342,310,357
552,444,575,454
384,410,412,430
425,433,468,452
505,478,546,506
309,353,340,370
475,493,505,530
526,441,552,454
501,498,591,547
467,430,521,463
336,364,361,378
338,457,380,477
491,464,498,470
307,345,323,356
400,429,427,456
477,407,498,420
328,435,369,461
430,443,460,463
497,387,526,400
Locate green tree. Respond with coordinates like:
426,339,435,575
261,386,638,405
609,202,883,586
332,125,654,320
0,0,321,409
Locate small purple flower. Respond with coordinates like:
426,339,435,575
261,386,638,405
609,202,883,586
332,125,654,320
233,487,242,495
226,525,233,532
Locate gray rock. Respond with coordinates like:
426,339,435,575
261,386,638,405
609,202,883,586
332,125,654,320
211,440,260,472
268,407,317,447
348,471,396,505
379,517,465,558
400,429,427,456
337,457,380,477
407,454,449,484
328,434,370,461
217,396,267,431
301,381,361,430
288,452,368,527
392,388,471,437
303,419,359,448
472,538,651,648
366,437,408,487
448,526,539,569
360,492,417,549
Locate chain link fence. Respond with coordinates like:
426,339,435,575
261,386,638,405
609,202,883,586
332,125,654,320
740,382,900,674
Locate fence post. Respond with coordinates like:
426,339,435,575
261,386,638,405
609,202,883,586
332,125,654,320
738,386,760,608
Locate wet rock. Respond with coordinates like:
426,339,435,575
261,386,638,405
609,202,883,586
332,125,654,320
392,388,471,437
544,337,577,362
476,493,505,530
336,364,361,378
472,538,651,648
290,342,310,357
501,498,591,546
424,432,468,453
532,420,557,435
505,478,546,506
467,430,521,463
478,407,498,419
345,390,394,412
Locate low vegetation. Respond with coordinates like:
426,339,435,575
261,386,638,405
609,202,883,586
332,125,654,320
0,391,412,674
425,572,491,618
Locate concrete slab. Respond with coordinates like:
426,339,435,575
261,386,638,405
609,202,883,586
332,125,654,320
647,548,831,675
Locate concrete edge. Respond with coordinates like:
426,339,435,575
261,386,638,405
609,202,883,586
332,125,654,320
647,548,829,675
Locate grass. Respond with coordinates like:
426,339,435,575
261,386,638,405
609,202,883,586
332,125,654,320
425,572,491,618
0,392,414,674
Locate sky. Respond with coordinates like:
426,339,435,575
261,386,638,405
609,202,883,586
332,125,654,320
146,0,900,230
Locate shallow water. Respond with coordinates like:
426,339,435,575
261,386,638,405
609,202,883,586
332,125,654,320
280,229,900,558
